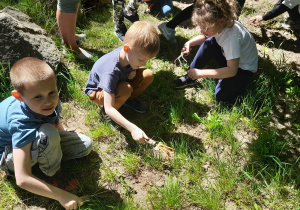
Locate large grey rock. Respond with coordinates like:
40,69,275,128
0,6,61,70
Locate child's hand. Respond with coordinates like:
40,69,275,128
131,127,148,144
59,194,84,210
249,15,263,24
182,42,191,56
187,68,201,80
74,129,84,134
128,70,136,80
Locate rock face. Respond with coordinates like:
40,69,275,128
0,6,61,70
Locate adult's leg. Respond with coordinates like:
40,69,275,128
112,0,125,26
288,5,300,23
167,4,194,29
215,69,254,103
126,0,140,13
56,0,80,53
129,68,154,99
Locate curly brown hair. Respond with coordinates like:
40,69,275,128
192,0,238,30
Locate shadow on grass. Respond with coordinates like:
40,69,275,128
241,55,300,191
251,25,300,54
4,150,124,209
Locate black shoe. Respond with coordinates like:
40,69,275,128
124,9,139,23
115,23,127,41
174,74,197,89
101,107,120,130
124,99,148,113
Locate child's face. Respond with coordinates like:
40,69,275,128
126,48,153,70
20,75,59,116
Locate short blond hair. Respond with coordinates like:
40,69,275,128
123,21,160,57
10,57,55,95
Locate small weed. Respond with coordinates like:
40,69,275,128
148,176,183,209
119,153,141,174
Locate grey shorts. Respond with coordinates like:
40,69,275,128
57,0,80,13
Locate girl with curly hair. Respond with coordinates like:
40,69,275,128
175,0,258,104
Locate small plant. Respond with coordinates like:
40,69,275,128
170,99,184,126
119,153,141,174
148,176,183,209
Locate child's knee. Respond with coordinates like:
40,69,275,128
143,69,154,83
78,134,92,157
35,123,61,151
118,82,133,96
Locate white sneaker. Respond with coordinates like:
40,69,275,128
79,48,94,60
158,22,175,40
76,34,86,41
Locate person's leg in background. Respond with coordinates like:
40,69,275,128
158,4,193,40
124,0,140,22
112,0,127,41
56,0,93,59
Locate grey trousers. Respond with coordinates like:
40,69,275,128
0,123,92,176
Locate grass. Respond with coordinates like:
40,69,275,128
1,0,300,209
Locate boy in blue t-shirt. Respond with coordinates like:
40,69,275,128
85,21,160,144
0,57,92,209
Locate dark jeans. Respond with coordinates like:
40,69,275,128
190,37,254,103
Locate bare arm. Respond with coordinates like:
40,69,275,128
103,91,148,143
13,144,83,209
187,58,240,79
182,35,207,56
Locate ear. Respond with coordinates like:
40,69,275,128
11,90,23,101
124,44,129,53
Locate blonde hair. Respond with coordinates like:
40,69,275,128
10,57,55,95
192,0,238,29
123,21,160,57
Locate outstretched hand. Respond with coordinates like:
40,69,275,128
131,127,148,144
249,15,263,24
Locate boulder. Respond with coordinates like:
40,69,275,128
0,6,62,70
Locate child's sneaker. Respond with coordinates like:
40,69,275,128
101,107,120,130
158,22,176,40
124,9,139,23
115,23,127,41
45,169,79,192
124,99,148,113
174,74,197,89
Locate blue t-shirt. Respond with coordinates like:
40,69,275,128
85,46,133,96
0,96,61,158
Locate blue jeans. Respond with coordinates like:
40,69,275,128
190,37,254,103
0,123,92,176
